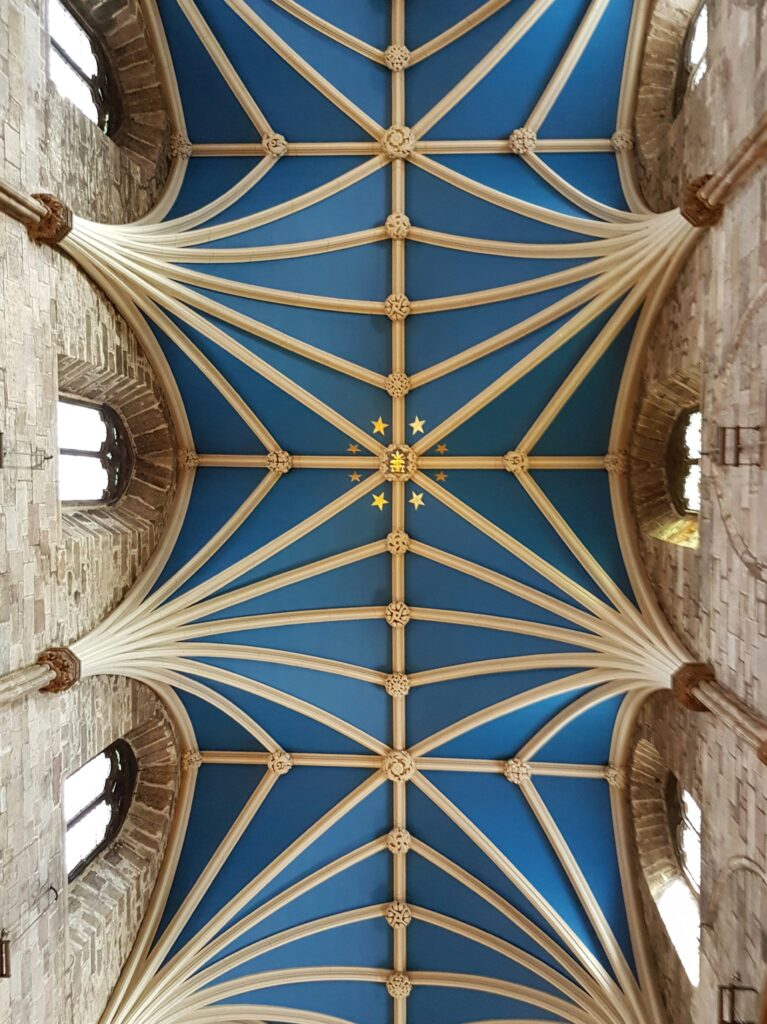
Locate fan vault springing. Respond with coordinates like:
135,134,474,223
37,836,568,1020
58,1,704,1021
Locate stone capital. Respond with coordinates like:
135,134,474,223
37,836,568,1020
679,175,723,228
28,194,72,245
672,662,714,712
37,647,81,693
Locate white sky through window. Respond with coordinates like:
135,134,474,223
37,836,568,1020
64,753,113,875
657,878,701,985
48,0,100,124
689,7,708,68
49,0,98,76
57,401,109,501
57,402,107,451
683,411,702,512
66,801,111,875
689,6,708,89
65,752,111,823
58,454,109,501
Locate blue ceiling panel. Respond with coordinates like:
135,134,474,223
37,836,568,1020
97,2,667,1020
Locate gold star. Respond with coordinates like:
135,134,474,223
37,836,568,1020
435,472,447,482
347,443,361,454
409,415,426,435
409,491,425,510
435,443,448,454
349,472,362,482
372,492,389,511
371,416,389,436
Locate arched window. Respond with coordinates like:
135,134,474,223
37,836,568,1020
667,408,702,516
674,1,709,114
48,0,119,133
64,740,137,880
57,398,133,504
657,774,702,985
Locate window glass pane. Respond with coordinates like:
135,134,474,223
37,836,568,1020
657,877,700,985
49,0,98,77
49,48,99,124
66,800,111,875
685,411,702,460
64,752,111,823
682,790,702,833
57,401,107,452
688,7,708,68
59,453,109,501
684,463,701,513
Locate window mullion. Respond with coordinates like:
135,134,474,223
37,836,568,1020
50,35,92,85
66,792,109,831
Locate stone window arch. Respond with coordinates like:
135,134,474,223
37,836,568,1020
66,692,181,1023
46,0,171,175
633,0,707,210
629,370,702,548
64,738,137,879
55,352,178,635
630,738,702,986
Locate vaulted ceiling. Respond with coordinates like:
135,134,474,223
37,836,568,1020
62,2,699,1021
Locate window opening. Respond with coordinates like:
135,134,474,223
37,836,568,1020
48,0,118,132
57,399,132,504
667,408,702,515
674,2,709,114
659,774,702,985
64,741,137,880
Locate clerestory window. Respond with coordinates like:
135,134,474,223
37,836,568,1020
64,741,137,880
674,1,709,114
48,0,118,133
657,774,702,985
667,408,702,516
57,398,133,504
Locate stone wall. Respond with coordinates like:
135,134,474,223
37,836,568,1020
0,678,178,1024
629,0,767,1018
68,710,178,1024
0,0,175,669
0,2,179,1023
